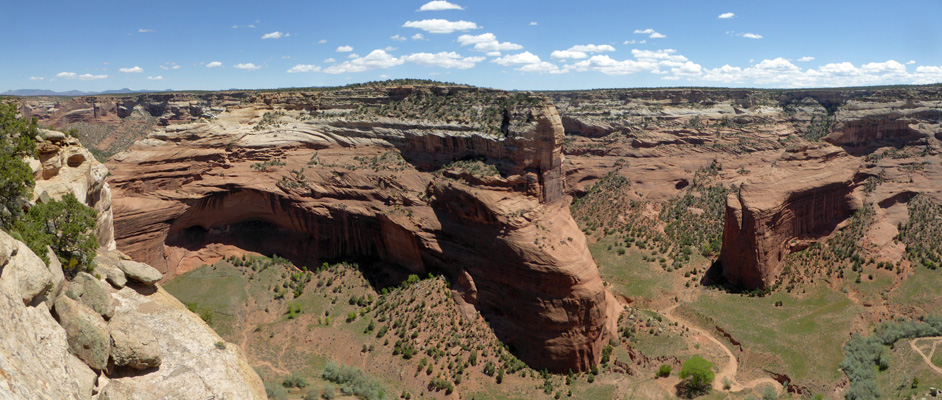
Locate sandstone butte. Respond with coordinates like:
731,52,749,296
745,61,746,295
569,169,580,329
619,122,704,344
100,86,619,373
719,142,863,289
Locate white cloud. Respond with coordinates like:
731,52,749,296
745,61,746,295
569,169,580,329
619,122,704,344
634,28,666,39
336,45,354,52
138,28,155,33
384,46,398,52
492,52,562,73
493,52,542,66
324,58,336,63
146,75,163,80
907,60,916,65
742,33,763,39
412,33,426,40
568,55,655,75
318,39,328,44
622,39,646,45
529,22,538,26
160,63,180,70
119,66,144,73
206,61,222,68
262,31,290,39
232,24,257,29
402,19,479,34
391,34,407,41
417,1,464,11
403,52,484,69
552,44,616,59
347,53,360,59
551,50,587,60
55,72,107,80
718,12,735,19
234,63,261,71
797,56,815,62
287,64,321,73
29,76,44,81
323,50,404,74
457,33,523,54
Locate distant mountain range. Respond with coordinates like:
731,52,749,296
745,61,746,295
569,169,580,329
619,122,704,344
1,88,174,97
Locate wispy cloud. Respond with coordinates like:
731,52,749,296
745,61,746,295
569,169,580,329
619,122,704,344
146,75,163,80
29,76,45,81
287,64,321,73
206,61,222,68
797,56,815,62
234,63,261,71
138,28,155,33
551,44,616,60
323,58,336,63
262,31,289,39
728,31,763,39
391,34,407,41
403,52,483,69
412,33,426,40
56,72,108,80
119,66,144,73
403,19,478,34
417,1,464,11
336,45,354,52
634,28,666,39
529,22,538,26
160,62,180,70
718,12,735,19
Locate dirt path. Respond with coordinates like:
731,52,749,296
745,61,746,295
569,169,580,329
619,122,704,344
910,337,942,374
661,304,783,394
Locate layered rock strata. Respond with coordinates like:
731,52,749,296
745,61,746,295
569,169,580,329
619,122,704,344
107,86,616,372
720,143,863,288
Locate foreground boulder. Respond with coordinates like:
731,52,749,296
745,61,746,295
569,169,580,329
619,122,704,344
109,313,161,370
0,231,53,305
53,294,111,371
117,260,162,285
66,271,116,320
720,143,862,288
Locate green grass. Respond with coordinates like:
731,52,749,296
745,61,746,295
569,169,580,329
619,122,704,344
932,345,942,368
682,285,859,389
590,237,674,301
853,267,895,303
892,265,942,313
163,261,249,336
633,333,689,359
875,339,942,399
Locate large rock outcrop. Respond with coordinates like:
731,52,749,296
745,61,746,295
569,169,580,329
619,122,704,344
107,86,616,372
720,143,863,288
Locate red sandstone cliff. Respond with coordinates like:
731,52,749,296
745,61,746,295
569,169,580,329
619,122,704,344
719,143,863,288
105,86,616,372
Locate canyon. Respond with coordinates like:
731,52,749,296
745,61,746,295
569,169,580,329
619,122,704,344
12,82,942,397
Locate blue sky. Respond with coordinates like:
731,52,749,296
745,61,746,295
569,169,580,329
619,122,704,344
3,0,941,92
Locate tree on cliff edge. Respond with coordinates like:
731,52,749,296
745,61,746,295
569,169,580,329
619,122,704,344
678,355,714,398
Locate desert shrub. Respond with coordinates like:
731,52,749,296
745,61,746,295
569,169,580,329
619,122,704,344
428,377,454,394
657,364,672,378
322,361,387,400
841,316,942,399
283,373,309,389
265,381,289,400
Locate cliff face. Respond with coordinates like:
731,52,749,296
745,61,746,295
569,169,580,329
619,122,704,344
106,86,615,372
719,143,862,288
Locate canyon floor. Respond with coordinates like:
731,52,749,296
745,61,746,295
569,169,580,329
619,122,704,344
15,82,942,399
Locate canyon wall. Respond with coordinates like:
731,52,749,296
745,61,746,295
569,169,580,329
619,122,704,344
105,85,616,372
720,143,862,289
